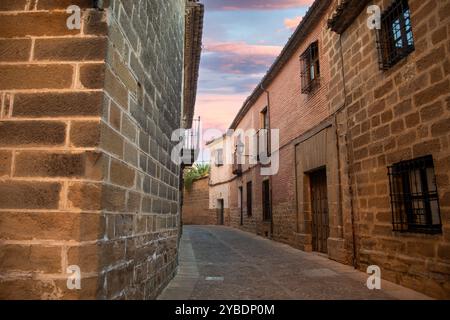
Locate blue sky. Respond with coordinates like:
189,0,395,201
192,0,314,163
195,0,314,137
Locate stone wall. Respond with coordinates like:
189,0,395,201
326,0,450,299
182,177,218,225
0,0,188,299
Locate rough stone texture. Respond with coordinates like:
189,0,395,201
325,0,450,299
0,0,187,300
95,0,185,299
183,177,218,225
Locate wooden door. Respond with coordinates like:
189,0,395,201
239,187,243,225
217,199,224,225
262,180,272,221
310,169,329,253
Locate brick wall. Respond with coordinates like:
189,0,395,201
326,0,450,298
228,3,335,244
0,0,187,300
183,177,218,225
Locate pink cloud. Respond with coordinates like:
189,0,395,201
195,93,248,134
202,41,283,75
284,16,303,30
205,42,283,57
204,0,314,11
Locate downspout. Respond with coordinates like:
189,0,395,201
338,34,358,269
260,84,274,238
334,114,344,240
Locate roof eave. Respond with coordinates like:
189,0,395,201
229,0,332,130
327,0,371,34
183,1,204,129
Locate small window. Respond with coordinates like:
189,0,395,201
215,149,223,167
377,0,415,70
388,155,442,234
247,181,253,217
257,108,270,161
300,41,320,94
260,108,269,130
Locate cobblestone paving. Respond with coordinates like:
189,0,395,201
158,226,432,300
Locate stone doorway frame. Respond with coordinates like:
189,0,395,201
293,123,346,263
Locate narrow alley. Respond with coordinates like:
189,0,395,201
159,226,431,300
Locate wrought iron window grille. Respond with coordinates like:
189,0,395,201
388,155,442,234
376,0,415,70
300,41,320,94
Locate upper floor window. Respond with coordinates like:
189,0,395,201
388,155,442,234
300,41,320,94
233,135,243,176
377,0,414,70
215,149,224,167
258,108,270,161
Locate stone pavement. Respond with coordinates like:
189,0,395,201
158,226,432,300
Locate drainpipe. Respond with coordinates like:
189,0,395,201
334,113,344,240
338,34,358,269
260,83,274,239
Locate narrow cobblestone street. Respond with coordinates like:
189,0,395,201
159,226,432,300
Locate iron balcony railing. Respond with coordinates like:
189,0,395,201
232,151,243,176
181,117,201,167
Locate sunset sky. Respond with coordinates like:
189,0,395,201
194,0,314,158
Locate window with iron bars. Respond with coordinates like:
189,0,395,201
300,41,320,94
388,155,442,234
377,0,415,70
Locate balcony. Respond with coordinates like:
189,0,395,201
257,129,271,164
181,117,201,167
232,151,242,176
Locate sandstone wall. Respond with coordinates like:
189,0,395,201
183,177,217,225
0,0,185,300
326,0,450,299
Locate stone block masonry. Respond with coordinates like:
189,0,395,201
183,177,218,225
0,0,189,300
326,0,450,299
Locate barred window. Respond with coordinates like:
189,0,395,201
300,41,320,94
377,0,414,70
388,155,442,234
